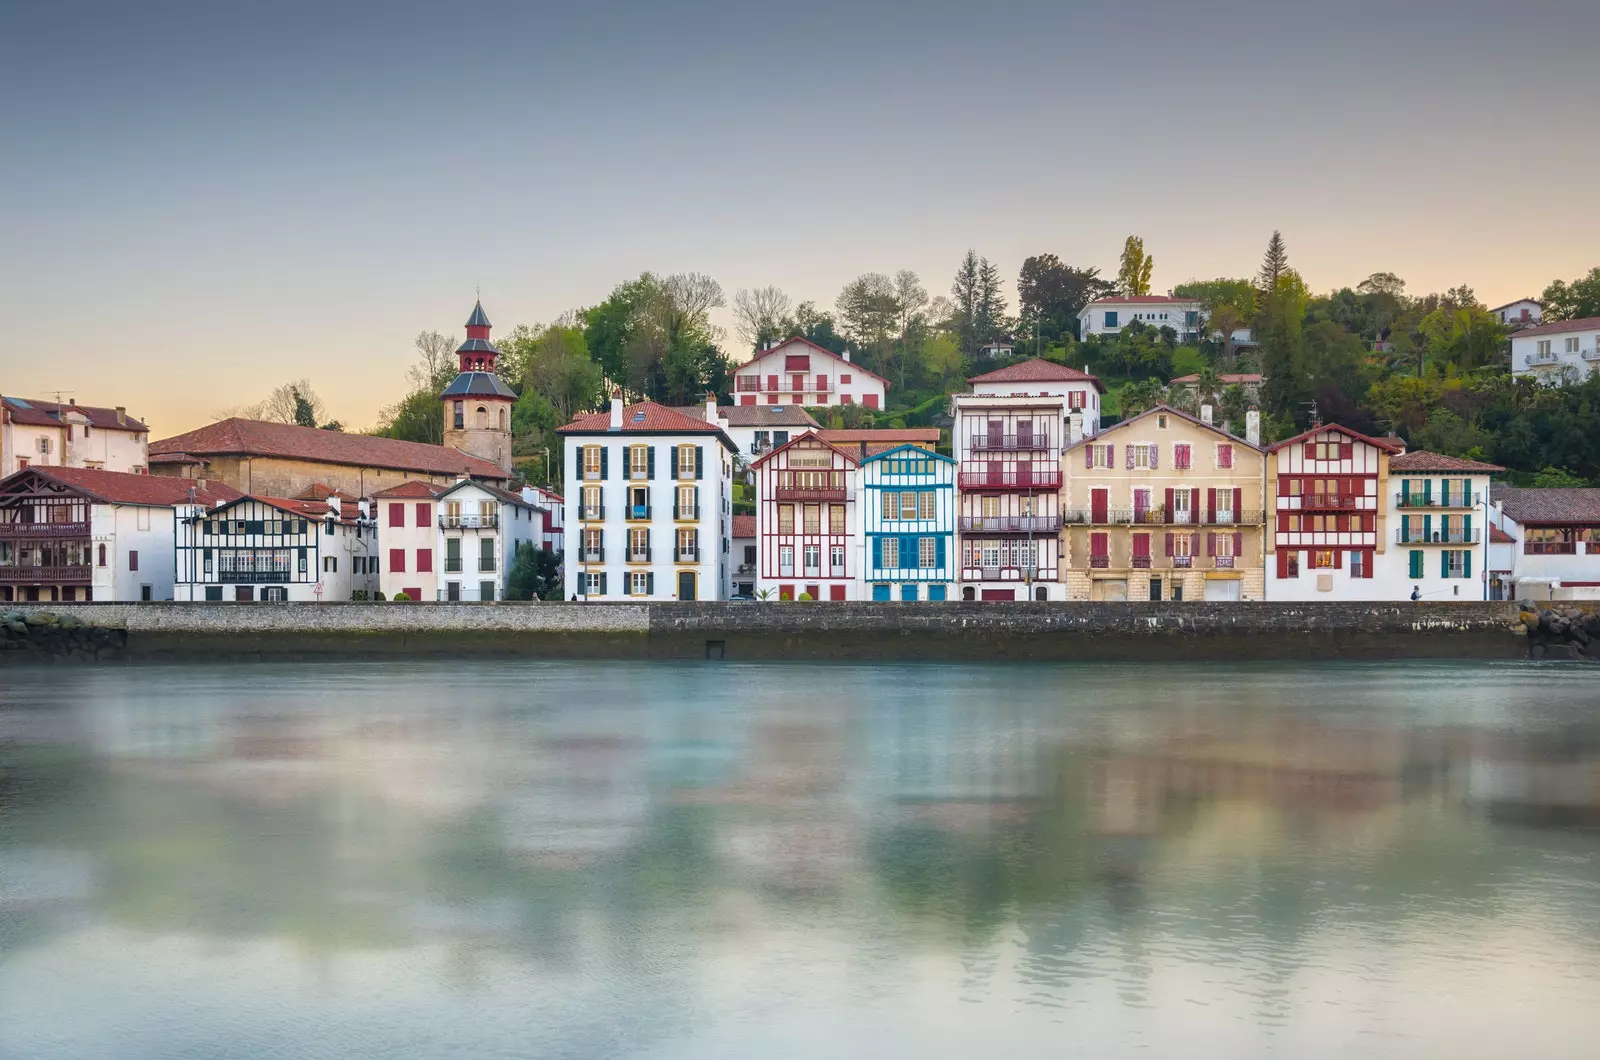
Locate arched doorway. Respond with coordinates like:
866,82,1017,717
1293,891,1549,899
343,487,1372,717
962,586,975,601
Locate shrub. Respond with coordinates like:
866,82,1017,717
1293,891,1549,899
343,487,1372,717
393,591,411,602
798,592,813,601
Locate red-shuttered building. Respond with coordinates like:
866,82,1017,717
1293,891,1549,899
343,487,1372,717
751,432,860,601
1266,424,1399,599
732,337,888,409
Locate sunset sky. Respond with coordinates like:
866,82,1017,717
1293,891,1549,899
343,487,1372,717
3,0,1597,438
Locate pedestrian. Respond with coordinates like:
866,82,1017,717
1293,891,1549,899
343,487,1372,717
1410,585,1421,602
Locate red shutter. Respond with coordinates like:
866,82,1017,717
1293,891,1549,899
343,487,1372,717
1206,533,1215,556
1232,488,1242,520
1134,534,1150,558
1334,549,1344,569
1107,444,1115,465
1361,550,1373,578
1206,488,1216,523
1277,512,1289,533
1084,444,1093,468
1276,549,1289,579
1303,442,1316,460
1278,474,1289,497
388,503,405,527
1341,441,1353,460
1165,487,1174,515
1233,532,1242,556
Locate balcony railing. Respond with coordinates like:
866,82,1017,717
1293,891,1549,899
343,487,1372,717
675,505,701,520
1583,349,1600,362
1397,529,1482,545
1213,556,1235,569
1063,507,1263,526
774,487,851,502
964,565,1043,581
0,565,91,583
676,547,700,563
1300,493,1360,510
627,505,652,520
957,469,1063,490
439,514,497,529
1172,556,1193,568
736,562,755,574
1525,351,1560,366
444,558,464,572
958,515,1059,533
580,506,605,521
969,434,1051,452
0,521,90,539
1089,554,1110,569
581,549,604,563
1395,492,1474,509
1131,555,1152,569
627,549,653,563
217,570,293,584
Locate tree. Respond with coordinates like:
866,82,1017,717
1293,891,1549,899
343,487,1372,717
217,379,330,425
1357,272,1406,298
732,285,792,351
1174,278,1256,322
1119,378,1167,416
291,387,318,428
1540,267,1600,320
792,302,848,353
1417,304,1506,371
374,332,466,444
976,257,1008,348
1018,254,1116,344
834,273,901,369
1256,249,1311,420
507,542,564,601
1532,466,1589,488
582,272,729,404
1257,230,1289,294
1117,236,1154,297
951,250,982,355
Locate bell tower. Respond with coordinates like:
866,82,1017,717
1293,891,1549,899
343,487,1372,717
441,299,516,474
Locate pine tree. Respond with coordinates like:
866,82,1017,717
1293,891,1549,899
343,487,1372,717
951,250,981,355
976,256,1007,346
1257,230,1288,295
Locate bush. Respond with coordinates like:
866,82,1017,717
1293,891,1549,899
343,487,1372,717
373,591,386,601
393,591,411,602
798,592,813,601
350,590,369,601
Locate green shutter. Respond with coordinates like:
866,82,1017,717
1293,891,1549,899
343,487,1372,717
647,572,655,595
1463,514,1472,544
1440,549,1449,578
1402,479,1411,505
1463,549,1472,580
600,447,609,480
621,447,631,478
1409,550,1423,579
695,446,704,480
1423,514,1432,541
1423,478,1432,504
648,447,656,479
1462,479,1472,507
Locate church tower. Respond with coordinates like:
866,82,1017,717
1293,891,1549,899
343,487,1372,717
442,300,516,474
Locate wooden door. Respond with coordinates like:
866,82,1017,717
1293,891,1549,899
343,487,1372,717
1091,488,1108,523
677,571,697,601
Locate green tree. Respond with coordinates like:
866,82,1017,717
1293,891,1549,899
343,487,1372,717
506,542,564,600
1118,378,1167,417
1357,272,1406,298
1532,466,1590,488
792,302,849,353
1257,230,1288,293
1540,266,1600,320
1255,242,1310,421
951,250,982,355
1173,278,1255,322
1017,254,1115,344
1117,236,1153,296
835,272,901,374
1417,304,1507,371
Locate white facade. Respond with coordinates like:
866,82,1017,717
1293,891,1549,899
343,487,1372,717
95,503,178,601
732,337,888,409
1385,463,1496,602
1078,296,1204,342
1,399,149,478
1265,427,1392,601
1511,318,1600,381
752,433,862,601
520,486,565,553
561,398,735,602
1491,299,1542,328
174,496,377,602
1487,488,1600,602
730,517,756,597
436,481,538,602
965,378,1102,438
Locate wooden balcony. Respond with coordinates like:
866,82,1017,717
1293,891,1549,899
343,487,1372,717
0,521,90,539
1064,507,1263,526
775,486,852,502
957,468,1062,491
1300,493,1360,510
0,565,91,584
969,434,1051,452
962,565,1048,582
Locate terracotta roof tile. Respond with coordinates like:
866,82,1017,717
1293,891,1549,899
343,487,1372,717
1267,422,1402,454
1389,450,1505,474
8,466,241,507
737,337,891,387
672,404,821,428
1085,295,1199,305
732,515,756,538
557,401,733,446
967,358,1105,392
1491,486,1600,525
372,480,448,499
149,418,507,480
2,397,148,432
1504,315,1600,339
1489,525,1516,544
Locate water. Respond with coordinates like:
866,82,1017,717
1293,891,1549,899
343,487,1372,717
2,660,1600,1059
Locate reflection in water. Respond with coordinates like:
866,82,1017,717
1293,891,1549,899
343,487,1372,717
3,661,1600,1058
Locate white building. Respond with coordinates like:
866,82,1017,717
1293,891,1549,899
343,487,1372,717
1078,295,1204,342
519,485,565,553
730,514,756,597
750,432,862,601
1511,316,1600,381
675,403,819,462
1265,424,1398,601
0,466,240,603
373,481,447,602
174,493,377,602
1,397,150,478
1487,486,1600,602
435,479,539,601
558,393,736,602
731,337,888,409
1489,299,1542,329
1386,450,1502,602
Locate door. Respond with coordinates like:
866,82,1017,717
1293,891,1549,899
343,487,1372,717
678,571,697,601
479,581,495,601
986,419,1003,449
446,581,460,601
981,588,1015,601
900,584,918,601
1093,579,1128,602
235,586,253,602
873,583,891,601
1204,579,1242,602
1091,488,1108,523
829,585,847,601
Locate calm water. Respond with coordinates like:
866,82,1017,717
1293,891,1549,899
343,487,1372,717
3,661,1600,1059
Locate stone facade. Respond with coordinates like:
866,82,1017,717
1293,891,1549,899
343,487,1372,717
166,454,470,501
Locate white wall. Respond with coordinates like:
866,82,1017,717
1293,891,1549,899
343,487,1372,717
1488,505,1600,601
1512,325,1600,380
1079,299,1203,340
732,340,886,409
434,483,538,601
2,423,63,477
90,503,176,601
66,423,148,473
563,435,733,601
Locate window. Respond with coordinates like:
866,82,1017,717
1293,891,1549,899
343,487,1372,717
1131,443,1152,469
585,571,603,596
676,444,698,480
918,491,936,520
881,492,898,520
1523,528,1576,554
415,548,430,573
803,543,820,572
136,507,150,531
299,548,308,574
628,443,650,479
1069,390,1086,410
840,373,852,384
803,504,821,534
630,570,650,595
583,445,603,479
779,544,794,575
453,400,464,430
390,548,406,573
1216,444,1233,470
319,555,334,573
1285,550,1300,577
389,503,405,527
900,493,918,519
1104,311,1118,327
737,375,759,391
1350,550,1369,579
1174,443,1192,469
1536,339,1551,356
677,528,698,560
880,537,899,568
1088,443,1112,469
1214,490,1234,523
778,504,795,533
582,485,602,520
1565,336,1580,353
97,543,107,567
479,538,495,572
830,543,845,574
1311,550,1337,569
829,504,846,533
416,503,431,526
205,586,223,601
128,550,138,571
447,537,464,570
1172,533,1193,558
919,537,937,568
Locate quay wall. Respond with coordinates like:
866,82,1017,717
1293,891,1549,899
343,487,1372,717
1,601,1529,661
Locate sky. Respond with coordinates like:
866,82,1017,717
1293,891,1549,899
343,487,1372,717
2,0,1597,437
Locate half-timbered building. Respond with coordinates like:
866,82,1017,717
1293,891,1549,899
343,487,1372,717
174,493,377,602
751,432,859,601
1265,424,1399,600
861,443,956,601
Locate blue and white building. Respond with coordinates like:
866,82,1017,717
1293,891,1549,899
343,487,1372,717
861,443,957,602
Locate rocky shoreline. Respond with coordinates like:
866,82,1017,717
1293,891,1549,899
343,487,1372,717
1,609,128,658
1524,605,1600,661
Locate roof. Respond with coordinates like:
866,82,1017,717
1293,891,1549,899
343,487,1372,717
438,479,531,508
815,427,941,457
466,300,491,328
454,338,502,355
1084,295,1200,306
967,358,1105,393
731,514,756,539
149,418,508,480
1267,422,1402,454
1491,485,1600,526
1066,403,1259,453
749,430,859,470
1389,450,1505,474
1488,299,1541,312
2,396,148,433
861,442,956,465
1508,315,1600,339
148,451,205,466
738,337,891,388
441,371,516,399
372,480,448,499
1489,525,1516,544
557,401,734,449
2,466,242,507
1170,373,1263,386
210,494,366,526
672,404,820,429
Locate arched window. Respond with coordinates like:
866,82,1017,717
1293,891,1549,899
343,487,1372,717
97,543,107,567
962,586,975,601
499,407,508,430
476,406,488,429
1034,586,1048,601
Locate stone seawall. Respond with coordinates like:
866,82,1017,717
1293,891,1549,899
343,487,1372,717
1,601,1529,662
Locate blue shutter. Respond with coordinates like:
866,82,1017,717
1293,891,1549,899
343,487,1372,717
647,572,654,595
670,447,679,478
929,584,946,601
695,446,704,479
648,447,656,479
872,537,883,569
575,447,583,482
599,572,608,596
902,535,914,570
622,447,631,478
936,536,946,571
872,583,891,601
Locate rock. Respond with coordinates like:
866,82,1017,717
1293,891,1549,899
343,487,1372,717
3,620,25,635
1573,624,1593,645
1531,643,1547,659
23,612,56,627
57,613,82,630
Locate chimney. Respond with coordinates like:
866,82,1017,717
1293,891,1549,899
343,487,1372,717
704,391,718,424
69,398,76,406
115,406,126,426
1068,411,1083,446
841,348,851,363
1246,407,1261,446
326,494,341,517
1200,403,1214,426
609,388,623,431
